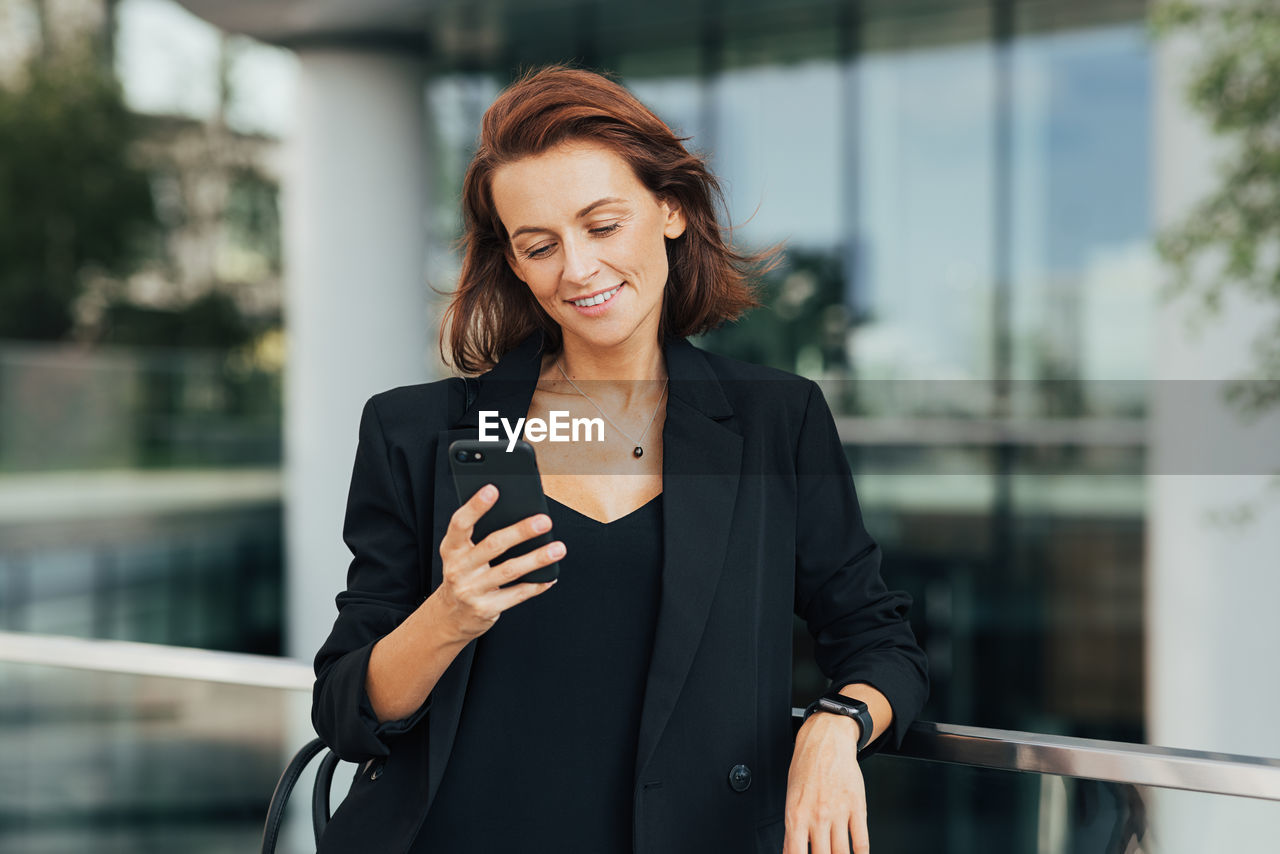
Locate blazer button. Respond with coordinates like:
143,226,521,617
728,764,752,793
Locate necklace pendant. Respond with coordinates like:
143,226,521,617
633,446,644,458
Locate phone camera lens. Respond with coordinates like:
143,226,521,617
455,450,468,462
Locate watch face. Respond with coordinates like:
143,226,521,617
824,694,867,712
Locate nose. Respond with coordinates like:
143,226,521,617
559,234,600,286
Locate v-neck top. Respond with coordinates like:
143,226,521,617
410,492,664,852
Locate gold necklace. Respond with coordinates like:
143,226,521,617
555,360,667,459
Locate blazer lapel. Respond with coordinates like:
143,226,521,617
635,337,742,780
423,331,744,805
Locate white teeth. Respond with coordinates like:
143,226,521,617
571,286,620,307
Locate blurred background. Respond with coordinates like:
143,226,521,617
0,0,1277,851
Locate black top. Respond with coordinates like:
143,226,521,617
411,492,664,852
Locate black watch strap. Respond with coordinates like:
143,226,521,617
803,689,874,753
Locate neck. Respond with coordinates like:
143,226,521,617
556,335,666,383
546,335,667,412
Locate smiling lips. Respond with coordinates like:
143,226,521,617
568,285,622,308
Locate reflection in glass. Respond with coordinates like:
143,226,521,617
865,753,1280,854
0,662,313,854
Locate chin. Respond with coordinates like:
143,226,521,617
561,322,637,351
568,328,627,351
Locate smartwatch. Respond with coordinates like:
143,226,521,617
802,689,874,753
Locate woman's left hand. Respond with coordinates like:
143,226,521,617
783,713,869,854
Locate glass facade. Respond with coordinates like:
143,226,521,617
0,0,287,653
861,757,1280,853
0,662,304,853
11,0,1279,850
0,346,284,654
419,0,1153,743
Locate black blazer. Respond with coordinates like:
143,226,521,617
312,330,928,854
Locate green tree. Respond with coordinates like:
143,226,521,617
0,47,157,340
1153,0,1280,415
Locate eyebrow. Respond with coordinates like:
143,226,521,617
509,197,627,240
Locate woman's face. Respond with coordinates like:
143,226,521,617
491,140,687,355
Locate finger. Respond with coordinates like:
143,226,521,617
441,484,499,554
782,822,808,854
486,578,559,613
831,821,852,854
472,512,553,566
809,823,831,854
492,540,566,586
850,814,870,854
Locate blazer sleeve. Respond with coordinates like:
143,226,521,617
311,394,432,762
793,381,929,757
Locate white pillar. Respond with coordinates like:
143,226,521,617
1147,13,1280,853
283,49,438,663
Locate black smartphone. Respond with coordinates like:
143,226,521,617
448,438,559,586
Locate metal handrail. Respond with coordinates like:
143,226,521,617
886,720,1280,802
4,631,1278,801
0,630,313,690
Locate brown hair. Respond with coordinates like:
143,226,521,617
439,65,777,374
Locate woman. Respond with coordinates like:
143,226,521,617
312,66,928,854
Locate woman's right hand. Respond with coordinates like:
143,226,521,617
434,484,564,643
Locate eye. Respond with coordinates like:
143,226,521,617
589,223,621,237
523,243,555,260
